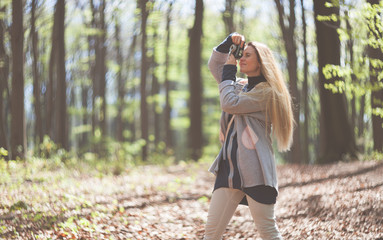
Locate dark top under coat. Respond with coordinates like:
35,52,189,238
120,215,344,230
215,63,277,205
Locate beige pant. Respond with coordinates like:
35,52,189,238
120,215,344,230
204,188,283,240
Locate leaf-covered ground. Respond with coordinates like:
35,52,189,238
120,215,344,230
1,159,382,239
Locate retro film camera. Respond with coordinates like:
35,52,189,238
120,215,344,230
229,42,245,59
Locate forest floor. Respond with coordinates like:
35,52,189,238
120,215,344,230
0,159,383,240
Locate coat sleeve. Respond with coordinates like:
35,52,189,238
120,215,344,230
208,48,229,84
219,80,270,114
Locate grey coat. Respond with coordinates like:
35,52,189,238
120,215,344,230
207,48,278,190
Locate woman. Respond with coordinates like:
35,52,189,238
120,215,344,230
204,33,294,240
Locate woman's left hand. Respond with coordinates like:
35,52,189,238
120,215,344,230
225,53,237,65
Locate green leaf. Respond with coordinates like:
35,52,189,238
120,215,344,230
325,2,333,8
198,196,209,203
0,148,8,157
372,108,383,118
33,213,43,222
10,201,29,211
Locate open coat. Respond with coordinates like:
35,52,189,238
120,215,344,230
208,48,279,190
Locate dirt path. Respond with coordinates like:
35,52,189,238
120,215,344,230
1,160,382,239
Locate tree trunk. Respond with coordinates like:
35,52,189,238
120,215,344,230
31,0,43,151
164,1,173,151
47,2,58,140
115,19,124,142
346,10,366,152
80,84,89,149
300,0,309,163
358,95,365,137
314,0,357,163
0,5,9,155
188,0,204,161
98,0,107,138
139,0,149,161
53,0,67,150
366,0,383,151
89,0,107,154
10,0,26,160
68,86,75,149
274,0,301,163
345,10,358,138
89,0,96,146
150,27,161,150
222,0,235,35
127,32,138,142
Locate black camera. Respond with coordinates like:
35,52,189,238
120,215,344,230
229,42,245,59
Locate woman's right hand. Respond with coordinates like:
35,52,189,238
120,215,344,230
216,32,239,53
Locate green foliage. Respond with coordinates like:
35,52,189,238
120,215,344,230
0,0,11,10
321,2,383,101
0,147,8,160
10,201,29,211
317,14,339,22
362,150,383,161
363,1,383,51
39,136,58,158
372,107,383,118
72,124,92,136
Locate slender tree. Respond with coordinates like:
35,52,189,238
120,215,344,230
89,0,96,143
187,0,204,161
300,0,309,163
345,11,357,133
98,0,107,138
31,0,43,150
0,4,9,155
80,82,90,149
115,17,125,142
127,33,138,142
274,0,301,163
46,0,59,140
164,0,173,151
80,2,95,151
90,0,107,139
10,0,26,159
222,0,235,35
366,0,383,151
53,0,68,149
314,0,357,163
150,26,161,149
139,0,149,161
89,0,107,155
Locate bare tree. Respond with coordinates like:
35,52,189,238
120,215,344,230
10,0,26,159
164,0,173,151
300,0,309,163
115,17,124,142
31,0,43,150
150,26,161,149
222,0,235,35
90,0,107,140
0,4,9,155
52,0,68,150
46,0,58,140
127,33,138,143
274,0,301,163
188,0,204,161
139,0,149,161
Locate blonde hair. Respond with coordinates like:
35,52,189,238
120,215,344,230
248,41,295,152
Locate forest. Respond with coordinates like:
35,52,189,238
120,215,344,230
0,0,382,163
0,0,382,239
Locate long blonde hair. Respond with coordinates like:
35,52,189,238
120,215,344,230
248,41,294,152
